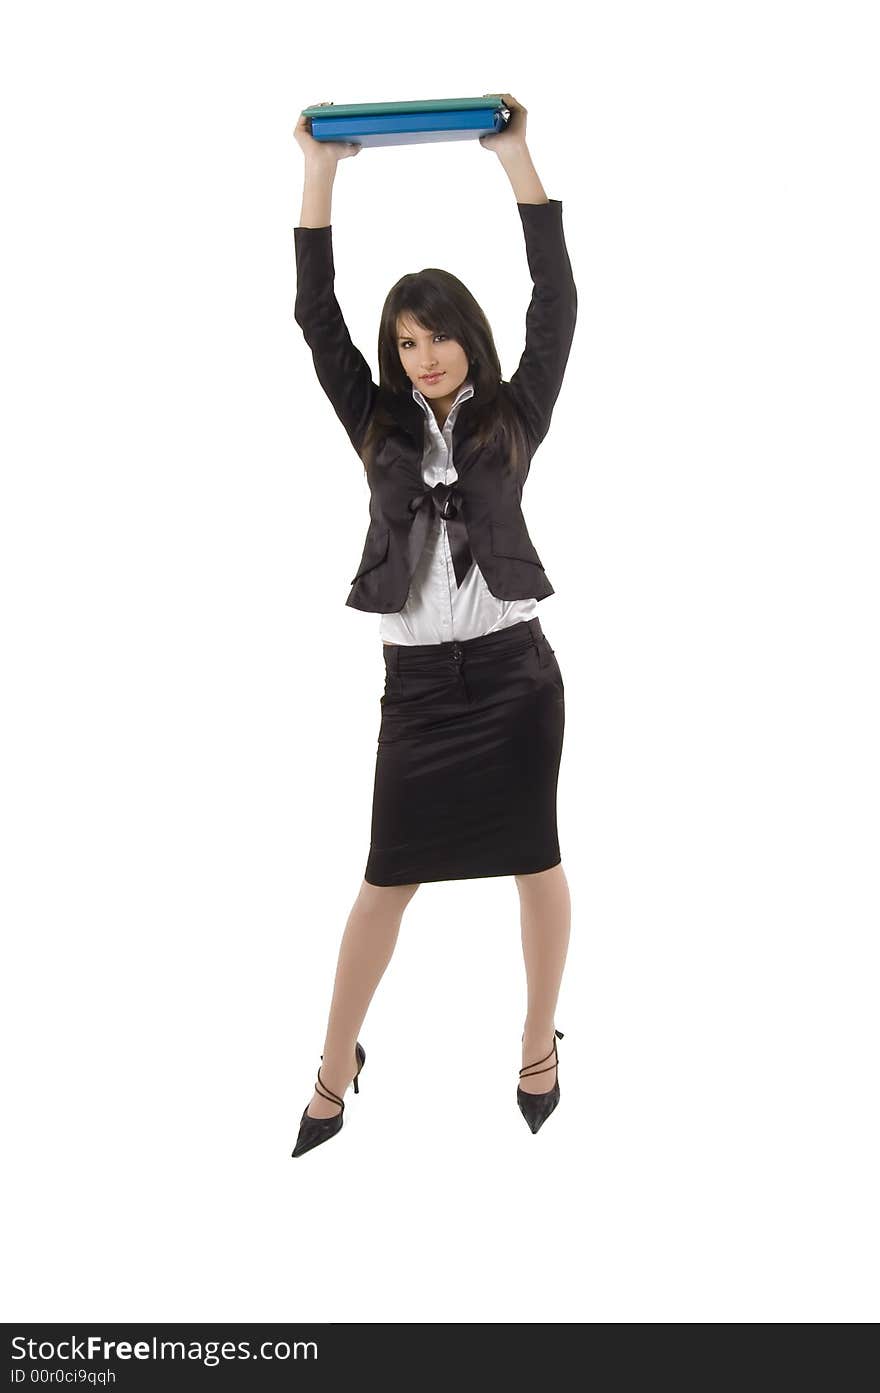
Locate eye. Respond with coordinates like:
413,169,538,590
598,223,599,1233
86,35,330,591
400,334,447,348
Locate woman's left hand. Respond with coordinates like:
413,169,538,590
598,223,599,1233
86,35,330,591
478,93,528,155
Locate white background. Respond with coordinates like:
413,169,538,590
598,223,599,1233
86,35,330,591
2,0,878,1323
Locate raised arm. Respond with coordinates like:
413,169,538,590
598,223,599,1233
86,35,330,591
293,111,377,455
480,96,578,451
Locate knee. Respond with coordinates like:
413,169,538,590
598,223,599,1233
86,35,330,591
515,862,566,895
358,879,421,913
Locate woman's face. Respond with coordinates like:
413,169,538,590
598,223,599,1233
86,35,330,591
395,315,470,402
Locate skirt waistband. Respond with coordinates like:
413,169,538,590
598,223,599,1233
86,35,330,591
382,618,545,672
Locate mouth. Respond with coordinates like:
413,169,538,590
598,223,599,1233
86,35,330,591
421,372,444,384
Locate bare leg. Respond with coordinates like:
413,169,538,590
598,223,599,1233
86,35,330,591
304,878,420,1119
515,862,572,1093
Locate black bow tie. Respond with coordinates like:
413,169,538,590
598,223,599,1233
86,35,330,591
407,481,473,588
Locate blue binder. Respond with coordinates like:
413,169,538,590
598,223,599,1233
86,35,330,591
302,95,510,148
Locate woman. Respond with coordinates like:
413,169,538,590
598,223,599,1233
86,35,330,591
291,94,577,1154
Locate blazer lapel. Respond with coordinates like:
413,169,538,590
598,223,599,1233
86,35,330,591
382,384,484,483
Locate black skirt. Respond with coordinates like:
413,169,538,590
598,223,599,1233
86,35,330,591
364,617,565,886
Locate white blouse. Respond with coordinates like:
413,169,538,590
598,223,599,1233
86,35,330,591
378,379,540,646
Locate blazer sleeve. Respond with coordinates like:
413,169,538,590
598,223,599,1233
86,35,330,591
505,199,578,452
293,224,378,455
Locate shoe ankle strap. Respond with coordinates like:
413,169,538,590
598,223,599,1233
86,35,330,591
519,1034,560,1079
315,1065,345,1109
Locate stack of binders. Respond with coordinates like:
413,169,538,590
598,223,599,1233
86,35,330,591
301,95,511,149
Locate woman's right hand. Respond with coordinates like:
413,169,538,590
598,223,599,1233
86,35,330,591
294,108,363,167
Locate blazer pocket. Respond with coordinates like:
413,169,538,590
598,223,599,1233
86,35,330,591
490,521,545,570
350,525,390,583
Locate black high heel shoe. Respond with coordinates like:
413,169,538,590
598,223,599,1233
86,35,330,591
517,1028,564,1134
291,1041,366,1158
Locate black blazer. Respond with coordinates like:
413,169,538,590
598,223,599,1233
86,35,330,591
293,198,577,614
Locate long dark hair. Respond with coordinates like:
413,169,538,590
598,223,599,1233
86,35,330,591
359,263,529,479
